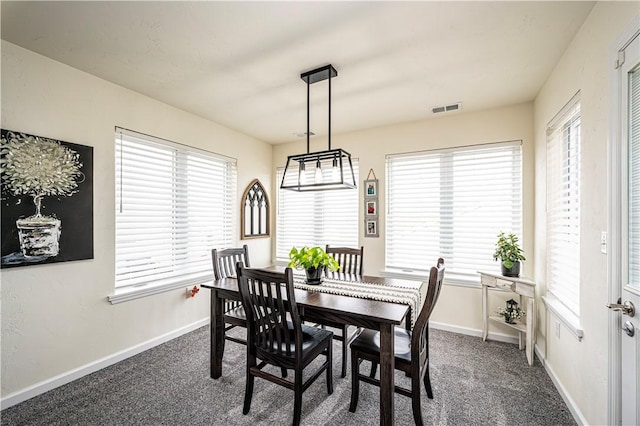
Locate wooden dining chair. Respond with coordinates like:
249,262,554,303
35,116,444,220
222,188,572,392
321,245,365,378
326,245,364,275
349,258,445,426
237,265,333,426
211,245,250,347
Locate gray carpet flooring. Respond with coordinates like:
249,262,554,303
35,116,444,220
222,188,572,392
1,326,575,425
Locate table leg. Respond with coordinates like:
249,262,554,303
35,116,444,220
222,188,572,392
525,296,535,366
379,323,395,426
482,285,488,341
211,289,224,379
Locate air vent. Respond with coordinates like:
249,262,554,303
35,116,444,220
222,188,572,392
294,131,315,137
431,102,462,114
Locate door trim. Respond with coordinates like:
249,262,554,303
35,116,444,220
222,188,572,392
607,14,640,426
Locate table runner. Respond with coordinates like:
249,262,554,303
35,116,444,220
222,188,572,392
291,271,424,328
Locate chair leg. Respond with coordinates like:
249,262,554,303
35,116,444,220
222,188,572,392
348,350,359,413
341,327,348,378
326,341,334,395
243,370,254,415
423,364,433,399
369,361,378,378
281,367,288,378
411,373,424,426
293,369,303,426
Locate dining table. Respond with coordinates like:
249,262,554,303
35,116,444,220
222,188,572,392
202,268,426,426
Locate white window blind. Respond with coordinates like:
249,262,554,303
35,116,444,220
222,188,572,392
386,141,522,280
546,93,581,315
276,160,359,262
115,128,237,289
629,69,640,287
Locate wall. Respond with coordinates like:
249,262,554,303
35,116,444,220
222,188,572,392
0,41,273,403
272,102,535,338
533,2,638,425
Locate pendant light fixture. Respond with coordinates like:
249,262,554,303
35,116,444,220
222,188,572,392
280,64,357,191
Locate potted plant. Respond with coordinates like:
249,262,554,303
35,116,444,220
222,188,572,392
496,299,525,324
492,231,525,277
288,246,340,285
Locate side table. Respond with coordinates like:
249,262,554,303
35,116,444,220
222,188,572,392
478,270,536,366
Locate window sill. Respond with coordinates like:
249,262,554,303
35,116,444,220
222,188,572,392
109,276,210,304
542,294,584,341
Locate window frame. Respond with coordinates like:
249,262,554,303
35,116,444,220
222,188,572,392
110,128,237,303
385,140,523,284
545,92,582,317
275,160,359,264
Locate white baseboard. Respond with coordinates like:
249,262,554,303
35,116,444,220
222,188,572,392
429,321,519,345
540,355,588,426
1,318,210,410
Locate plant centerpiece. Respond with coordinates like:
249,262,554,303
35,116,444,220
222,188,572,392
1,131,82,258
492,231,526,277
288,246,340,285
496,299,525,324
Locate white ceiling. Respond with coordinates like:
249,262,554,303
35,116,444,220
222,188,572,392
1,1,595,145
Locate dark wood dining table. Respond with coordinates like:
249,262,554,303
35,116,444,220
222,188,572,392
202,269,424,426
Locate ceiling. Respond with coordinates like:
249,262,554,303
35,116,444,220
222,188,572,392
1,1,595,145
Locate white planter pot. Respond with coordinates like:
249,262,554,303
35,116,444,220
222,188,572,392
16,217,61,258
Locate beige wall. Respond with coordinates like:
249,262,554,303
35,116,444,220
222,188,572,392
533,2,639,425
273,102,535,336
0,41,273,400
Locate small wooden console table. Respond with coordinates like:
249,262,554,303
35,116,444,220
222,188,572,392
478,271,536,366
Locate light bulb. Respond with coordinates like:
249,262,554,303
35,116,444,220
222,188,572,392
315,159,323,183
299,162,307,185
332,157,340,181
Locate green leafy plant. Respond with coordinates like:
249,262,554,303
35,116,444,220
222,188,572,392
287,246,340,272
492,232,525,269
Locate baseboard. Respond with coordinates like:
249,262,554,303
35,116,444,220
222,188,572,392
540,356,588,425
429,321,519,345
1,318,210,410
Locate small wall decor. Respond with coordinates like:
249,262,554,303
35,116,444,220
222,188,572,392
1,129,94,268
364,169,379,238
241,179,270,239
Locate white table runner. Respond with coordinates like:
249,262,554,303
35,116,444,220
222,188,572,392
291,271,424,328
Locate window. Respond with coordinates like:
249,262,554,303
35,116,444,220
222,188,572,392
386,141,522,281
114,128,236,292
275,160,359,262
546,93,581,315
630,68,640,288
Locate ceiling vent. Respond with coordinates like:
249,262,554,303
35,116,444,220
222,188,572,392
431,102,462,114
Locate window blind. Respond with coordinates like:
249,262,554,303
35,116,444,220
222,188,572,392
629,69,640,287
546,93,581,315
386,141,522,280
115,128,237,289
276,160,359,262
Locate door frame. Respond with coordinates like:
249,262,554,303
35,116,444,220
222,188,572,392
607,14,640,426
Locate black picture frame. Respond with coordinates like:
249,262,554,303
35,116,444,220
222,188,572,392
1,129,94,268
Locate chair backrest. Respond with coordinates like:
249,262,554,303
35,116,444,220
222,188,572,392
212,245,250,280
325,245,364,275
411,258,445,363
236,265,303,360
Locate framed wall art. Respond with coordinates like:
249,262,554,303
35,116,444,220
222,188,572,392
364,169,379,238
241,178,270,239
1,129,94,268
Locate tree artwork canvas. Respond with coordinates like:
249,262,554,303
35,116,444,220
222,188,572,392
1,129,93,268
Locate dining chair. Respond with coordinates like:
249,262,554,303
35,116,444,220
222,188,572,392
321,245,365,378
211,245,250,347
349,258,445,426
237,265,333,426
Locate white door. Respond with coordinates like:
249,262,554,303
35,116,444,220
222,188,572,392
609,22,640,426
